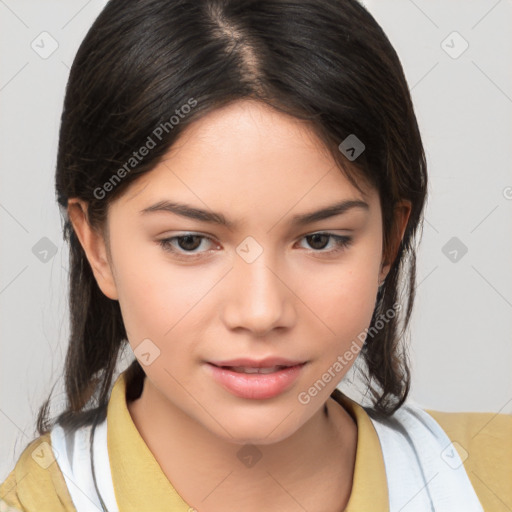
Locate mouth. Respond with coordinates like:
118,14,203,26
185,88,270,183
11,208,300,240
208,356,306,369
205,361,308,399
212,364,299,374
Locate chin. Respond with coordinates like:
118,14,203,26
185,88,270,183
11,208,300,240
204,408,305,446
223,429,295,447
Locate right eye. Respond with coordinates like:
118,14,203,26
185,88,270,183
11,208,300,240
158,233,220,259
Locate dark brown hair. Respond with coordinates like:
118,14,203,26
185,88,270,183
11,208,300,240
36,0,427,436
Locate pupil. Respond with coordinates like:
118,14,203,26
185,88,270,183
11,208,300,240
179,235,201,251
308,234,328,250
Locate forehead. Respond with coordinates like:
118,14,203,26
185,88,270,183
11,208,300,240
114,100,378,219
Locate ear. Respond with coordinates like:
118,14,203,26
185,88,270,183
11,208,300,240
67,198,119,300
379,199,412,283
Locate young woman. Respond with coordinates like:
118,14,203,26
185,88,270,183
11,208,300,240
1,0,510,511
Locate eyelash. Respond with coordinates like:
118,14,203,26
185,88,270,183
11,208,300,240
158,232,353,260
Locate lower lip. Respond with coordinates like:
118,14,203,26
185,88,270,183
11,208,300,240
205,362,306,399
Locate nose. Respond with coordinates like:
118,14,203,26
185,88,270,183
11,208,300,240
221,248,296,336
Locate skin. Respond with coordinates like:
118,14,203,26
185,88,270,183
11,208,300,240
69,99,410,512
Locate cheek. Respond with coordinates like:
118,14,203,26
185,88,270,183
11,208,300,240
112,242,218,353
302,270,377,359
304,252,380,342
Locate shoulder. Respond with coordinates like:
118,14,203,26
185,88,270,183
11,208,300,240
0,432,75,512
425,408,512,511
425,407,512,463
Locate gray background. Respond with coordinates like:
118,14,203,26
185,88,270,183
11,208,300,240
1,0,511,480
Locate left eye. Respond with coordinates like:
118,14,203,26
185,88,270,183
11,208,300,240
297,233,353,253
158,232,353,258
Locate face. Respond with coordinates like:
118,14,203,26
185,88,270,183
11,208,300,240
89,100,394,445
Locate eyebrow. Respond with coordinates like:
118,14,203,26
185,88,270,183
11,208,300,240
140,199,369,229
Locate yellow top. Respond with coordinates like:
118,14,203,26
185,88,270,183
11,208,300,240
1,370,511,511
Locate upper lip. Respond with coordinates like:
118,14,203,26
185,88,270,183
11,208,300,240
208,357,306,368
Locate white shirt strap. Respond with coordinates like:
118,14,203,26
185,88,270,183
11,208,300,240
50,417,119,512
368,403,484,512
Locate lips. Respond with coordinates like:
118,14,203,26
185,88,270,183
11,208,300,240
208,356,306,369
205,359,307,399
226,365,288,374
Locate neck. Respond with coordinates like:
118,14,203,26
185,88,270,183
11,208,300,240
128,376,357,512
